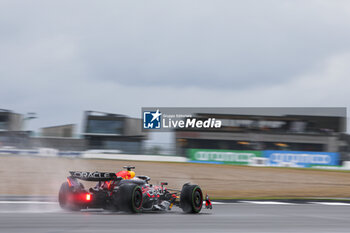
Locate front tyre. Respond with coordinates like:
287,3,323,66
115,184,143,213
180,184,203,213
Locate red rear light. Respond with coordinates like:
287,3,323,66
86,194,91,201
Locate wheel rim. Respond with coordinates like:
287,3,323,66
133,188,142,209
193,188,202,209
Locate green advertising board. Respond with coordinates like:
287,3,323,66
188,149,262,165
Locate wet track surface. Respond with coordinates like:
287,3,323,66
1,202,350,233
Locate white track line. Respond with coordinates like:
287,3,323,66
240,201,297,205
2,200,350,206
308,202,350,206
0,201,57,204
210,201,235,205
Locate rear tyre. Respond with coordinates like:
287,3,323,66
180,184,203,213
115,184,143,213
58,182,80,211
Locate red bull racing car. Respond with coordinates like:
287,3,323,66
58,166,212,213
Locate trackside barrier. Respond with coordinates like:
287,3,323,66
0,147,343,167
263,150,339,168
343,161,350,170
81,152,188,162
58,151,82,157
187,149,340,168
0,148,39,155
249,157,269,167
37,148,58,157
188,149,261,165
0,148,82,157
0,147,187,162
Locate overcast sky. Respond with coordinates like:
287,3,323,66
1,0,350,142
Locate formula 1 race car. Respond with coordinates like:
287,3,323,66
58,166,212,213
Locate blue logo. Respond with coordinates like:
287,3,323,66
143,109,162,129
263,150,339,168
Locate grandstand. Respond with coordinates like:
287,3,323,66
175,112,348,158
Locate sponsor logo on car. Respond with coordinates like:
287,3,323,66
72,171,111,179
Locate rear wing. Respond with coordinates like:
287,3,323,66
69,171,122,181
